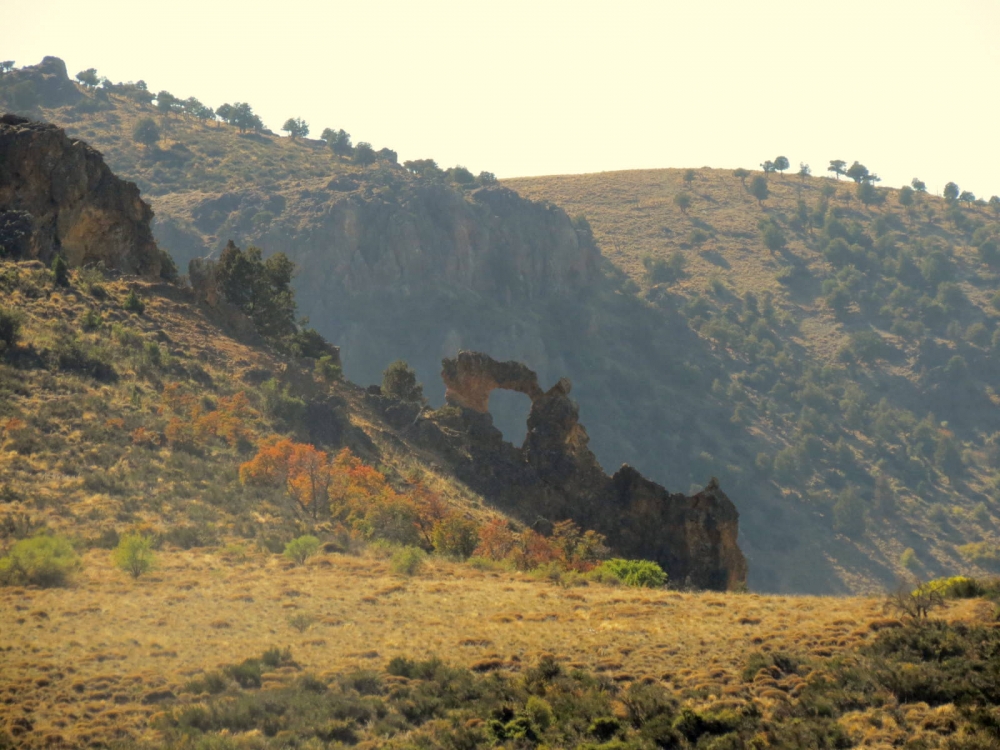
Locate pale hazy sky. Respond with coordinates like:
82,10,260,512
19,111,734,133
5,1,1000,198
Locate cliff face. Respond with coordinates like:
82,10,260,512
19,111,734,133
177,182,602,307
0,115,170,276
395,351,748,591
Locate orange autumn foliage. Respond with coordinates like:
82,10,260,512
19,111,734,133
161,384,255,449
240,437,331,518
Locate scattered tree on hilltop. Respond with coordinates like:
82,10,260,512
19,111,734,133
674,192,692,214
943,182,960,201
75,68,99,87
990,196,1000,216
911,177,927,192
322,128,352,157
760,160,776,177
846,161,870,184
216,241,296,339
828,160,847,180
377,147,398,164
959,190,976,207
774,156,789,175
404,159,442,177
798,163,811,180
215,103,234,125
282,117,309,140
184,97,214,123
156,90,181,116
447,165,475,184
733,168,750,188
898,185,914,206
354,142,377,166
478,171,497,186
0,61,14,75
683,168,696,185
217,102,263,133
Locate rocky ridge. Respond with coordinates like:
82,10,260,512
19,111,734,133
379,351,748,590
0,114,172,277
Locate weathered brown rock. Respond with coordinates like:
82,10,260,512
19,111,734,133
442,351,544,411
410,351,748,590
0,114,170,276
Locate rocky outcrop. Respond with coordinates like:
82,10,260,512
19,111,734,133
442,351,544,411
1,57,82,108
0,114,171,276
403,351,748,590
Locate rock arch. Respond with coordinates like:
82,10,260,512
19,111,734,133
424,351,748,590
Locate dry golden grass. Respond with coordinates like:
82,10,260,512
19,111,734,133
3,546,983,747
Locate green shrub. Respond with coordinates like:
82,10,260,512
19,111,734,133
260,378,306,425
381,360,425,403
593,558,667,588
432,516,479,559
315,354,342,382
0,535,81,587
917,576,984,599
0,307,23,352
288,613,316,633
390,545,426,576
900,548,918,570
283,535,320,565
51,254,69,286
123,289,145,314
81,308,103,330
112,533,155,578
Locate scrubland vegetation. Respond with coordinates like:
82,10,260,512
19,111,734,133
6,59,1000,747
508,167,1000,589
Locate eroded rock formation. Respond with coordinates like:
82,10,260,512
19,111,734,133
405,351,747,590
1,57,82,108
0,115,171,276
442,351,544,411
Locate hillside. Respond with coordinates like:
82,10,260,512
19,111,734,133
5,61,1000,750
7,56,1000,594
506,168,1000,591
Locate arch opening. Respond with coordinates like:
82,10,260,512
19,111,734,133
488,389,533,447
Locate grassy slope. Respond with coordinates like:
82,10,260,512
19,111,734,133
507,168,1000,588
0,260,962,749
0,261,490,546
12,84,1000,593
6,543,990,748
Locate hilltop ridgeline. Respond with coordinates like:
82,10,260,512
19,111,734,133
372,351,747,590
0,114,172,277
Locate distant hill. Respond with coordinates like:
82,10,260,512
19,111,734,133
507,167,1000,590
